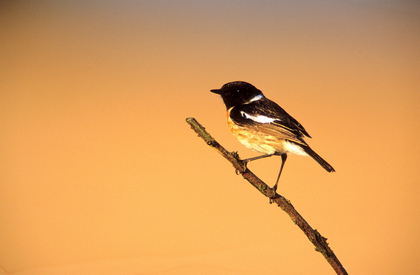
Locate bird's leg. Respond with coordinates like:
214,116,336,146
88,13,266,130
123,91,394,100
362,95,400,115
236,153,276,174
242,153,276,163
270,154,287,203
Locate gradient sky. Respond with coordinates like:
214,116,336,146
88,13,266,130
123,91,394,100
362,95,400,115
1,1,419,274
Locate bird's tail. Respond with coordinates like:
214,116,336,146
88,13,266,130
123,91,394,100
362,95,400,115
302,146,335,173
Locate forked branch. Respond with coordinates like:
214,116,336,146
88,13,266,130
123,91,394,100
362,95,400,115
186,117,348,275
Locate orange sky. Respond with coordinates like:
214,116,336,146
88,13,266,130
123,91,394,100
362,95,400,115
1,1,419,274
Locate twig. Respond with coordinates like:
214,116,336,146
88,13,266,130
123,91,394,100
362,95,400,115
186,117,348,275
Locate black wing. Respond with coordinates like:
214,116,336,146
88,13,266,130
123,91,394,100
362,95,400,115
231,98,311,139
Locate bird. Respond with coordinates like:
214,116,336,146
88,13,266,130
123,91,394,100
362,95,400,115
211,81,335,198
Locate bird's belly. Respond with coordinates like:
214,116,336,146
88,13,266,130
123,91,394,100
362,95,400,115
227,117,288,155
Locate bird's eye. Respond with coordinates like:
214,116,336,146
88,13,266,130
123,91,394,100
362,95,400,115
236,90,240,93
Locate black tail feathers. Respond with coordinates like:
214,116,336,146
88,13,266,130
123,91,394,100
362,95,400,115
302,146,335,173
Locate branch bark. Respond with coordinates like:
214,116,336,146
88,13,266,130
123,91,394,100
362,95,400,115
186,117,348,275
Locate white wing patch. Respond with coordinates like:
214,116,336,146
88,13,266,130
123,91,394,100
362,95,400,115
240,111,276,123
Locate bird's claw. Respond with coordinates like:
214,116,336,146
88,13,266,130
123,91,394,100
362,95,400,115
269,185,278,204
269,194,277,204
235,160,248,175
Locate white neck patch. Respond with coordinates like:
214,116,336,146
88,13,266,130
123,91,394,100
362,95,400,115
245,94,263,104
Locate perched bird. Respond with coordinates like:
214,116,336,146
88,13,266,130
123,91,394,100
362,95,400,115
211,81,335,195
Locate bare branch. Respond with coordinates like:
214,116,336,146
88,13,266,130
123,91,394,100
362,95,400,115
186,117,348,275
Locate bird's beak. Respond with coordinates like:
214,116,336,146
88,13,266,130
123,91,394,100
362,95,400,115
210,89,222,95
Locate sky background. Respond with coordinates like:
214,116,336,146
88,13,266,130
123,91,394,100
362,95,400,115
1,1,419,274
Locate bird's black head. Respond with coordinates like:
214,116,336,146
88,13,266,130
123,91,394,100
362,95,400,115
210,81,264,109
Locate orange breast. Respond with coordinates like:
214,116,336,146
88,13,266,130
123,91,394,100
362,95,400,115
226,112,288,155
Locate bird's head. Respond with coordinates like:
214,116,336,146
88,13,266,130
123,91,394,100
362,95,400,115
211,81,264,109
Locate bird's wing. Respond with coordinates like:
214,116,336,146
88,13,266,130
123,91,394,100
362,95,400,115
230,99,311,145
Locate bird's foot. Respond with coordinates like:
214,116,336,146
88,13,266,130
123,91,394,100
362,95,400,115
231,151,248,174
269,185,278,204
235,160,248,175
